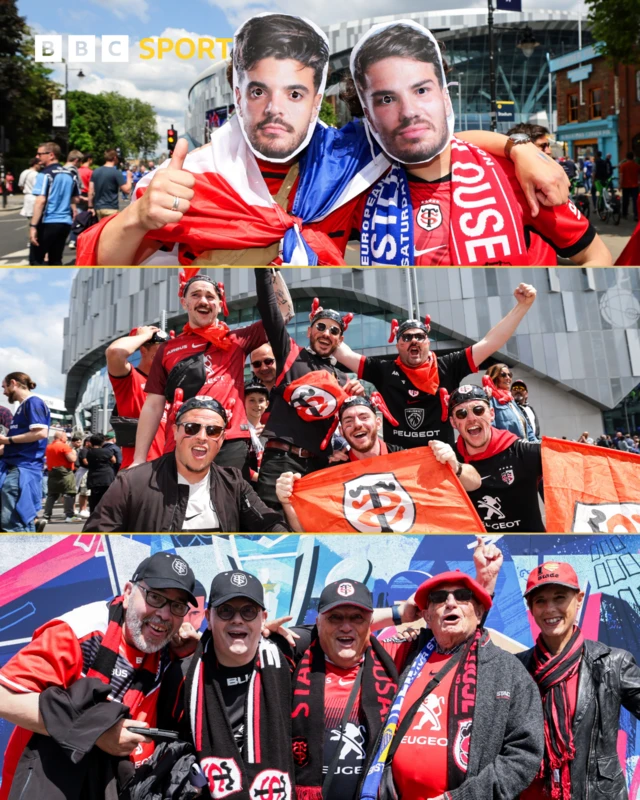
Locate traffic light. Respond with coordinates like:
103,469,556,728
167,127,177,153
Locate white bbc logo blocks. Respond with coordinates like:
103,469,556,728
35,35,129,62
68,36,96,62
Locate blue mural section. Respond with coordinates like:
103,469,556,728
1,533,639,794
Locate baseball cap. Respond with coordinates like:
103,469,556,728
175,397,228,426
511,380,527,392
244,381,270,398
104,431,116,440
524,562,580,598
415,570,492,611
209,570,265,609
318,580,374,614
448,385,490,415
131,552,198,607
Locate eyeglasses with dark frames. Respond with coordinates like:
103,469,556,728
454,404,488,420
136,585,190,617
177,422,225,440
314,321,341,336
215,603,260,621
429,588,474,605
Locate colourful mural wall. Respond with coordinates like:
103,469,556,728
1,534,639,796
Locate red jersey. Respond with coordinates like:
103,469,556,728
354,157,594,265
144,322,267,452
110,366,168,468
0,601,169,800
392,652,456,800
520,669,580,800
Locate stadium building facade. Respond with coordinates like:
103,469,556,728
62,268,640,439
185,8,593,146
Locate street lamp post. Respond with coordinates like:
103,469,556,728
59,60,85,153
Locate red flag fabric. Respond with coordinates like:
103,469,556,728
615,218,640,265
291,446,485,533
541,437,640,532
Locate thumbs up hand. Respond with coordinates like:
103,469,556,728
131,138,195,231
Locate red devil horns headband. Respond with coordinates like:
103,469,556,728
389,315,432,343
309,297,353,332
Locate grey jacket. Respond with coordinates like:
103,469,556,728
518,638,640,800
376,629,544,800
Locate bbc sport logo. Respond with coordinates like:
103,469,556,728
34,35,233,62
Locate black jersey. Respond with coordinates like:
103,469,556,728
357,348,477,449
459,431,544,532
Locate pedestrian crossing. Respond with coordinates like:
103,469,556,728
0,248,30,265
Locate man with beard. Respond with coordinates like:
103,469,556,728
159,570,296,800
130,275,267,472
84,397,287,532
254,268,364,509
518,562,640,800
350,21,611,267
511,379,541,439
449,385,545,532
0,552,199,800
275,395,480,532
335,284,536,450
359,570,543,800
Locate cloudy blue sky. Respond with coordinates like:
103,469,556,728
0,268,75,407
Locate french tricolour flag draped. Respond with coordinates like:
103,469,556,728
77,116,389,266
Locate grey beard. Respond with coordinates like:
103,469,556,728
125,606,172,653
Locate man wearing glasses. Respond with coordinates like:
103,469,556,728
250,344,277,393
159,570,296,800
0,552,199,799
335,283,537,450
448,385,545,532
84,397,288,532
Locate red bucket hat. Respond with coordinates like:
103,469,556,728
415,569,492,611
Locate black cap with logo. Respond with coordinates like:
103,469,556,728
448,384,490,416
318,580,374,614
131,552,198,607
209,570,266,609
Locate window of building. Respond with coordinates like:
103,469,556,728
568,93,579,122
589,88,602,119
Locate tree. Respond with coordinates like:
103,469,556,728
585,0,640,65
0,1,61,173
319,98,337,128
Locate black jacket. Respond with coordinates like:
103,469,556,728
517,639,640,800
83,452,288,532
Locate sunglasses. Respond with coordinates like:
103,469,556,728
453,404,488,420
400,332,427,343
177,422,225,440
314,321,341,336
251,358,275,368
499,371,513,379
137,585,190,617
429,588,474,605
537,142,551,151
215,603,260,621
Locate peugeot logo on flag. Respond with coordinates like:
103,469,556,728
405,408,425,430
343,472,416,533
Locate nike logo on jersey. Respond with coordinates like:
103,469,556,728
184,513,201,521
414,244,447,256
191,343,207,349
339,678,355,686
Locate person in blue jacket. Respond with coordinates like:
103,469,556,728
484,363,537,442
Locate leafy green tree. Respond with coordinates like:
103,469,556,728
586,0,640,64
0,0,61,172
319,98,337,128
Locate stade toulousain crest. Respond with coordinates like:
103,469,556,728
572,502,640,533
343,472,416,533
288,385,339,420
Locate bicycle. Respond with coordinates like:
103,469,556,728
569,177,590,219
595,177,621,225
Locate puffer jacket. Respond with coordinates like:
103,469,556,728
517,638,640,800
119,741,200,800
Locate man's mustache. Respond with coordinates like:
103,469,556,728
256,115,295,134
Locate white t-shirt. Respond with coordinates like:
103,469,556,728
177,471,220,531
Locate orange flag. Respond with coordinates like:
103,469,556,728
542,437,640,532
291,446,485,533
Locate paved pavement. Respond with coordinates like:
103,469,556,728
35,499,88,532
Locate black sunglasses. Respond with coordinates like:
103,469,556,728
499,370,513,379
400,332,427,343
137,585,190,617
429,588,474,605
454,404,488,420
177,422,225,440
215,603,260,621
314,321,341,336
251,358,275,368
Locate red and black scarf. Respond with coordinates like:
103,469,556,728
394,352,440,395
529,627,584,800
87,597,159,711
291,632,398,800
185,631,295,800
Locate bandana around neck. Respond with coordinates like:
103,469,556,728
183,321,233,351
360,141,529,266
394,351,440,395
483,374,514,404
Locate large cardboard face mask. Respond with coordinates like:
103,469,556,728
350,20,455,165
233,13,329,163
